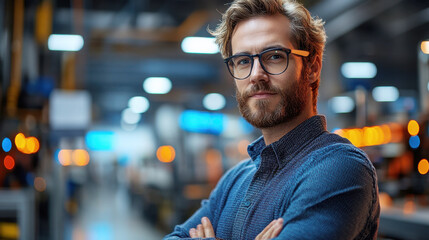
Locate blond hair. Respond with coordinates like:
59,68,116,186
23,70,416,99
210,0,326,111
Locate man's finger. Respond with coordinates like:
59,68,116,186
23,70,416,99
202,217,215,237
255,219,278,240
264,218,284,239
271,218,283,237
197,224,204,237
189,228,197,238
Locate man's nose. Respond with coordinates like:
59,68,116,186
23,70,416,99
249,58,269,84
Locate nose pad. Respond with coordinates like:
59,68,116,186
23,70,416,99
249,58,269,84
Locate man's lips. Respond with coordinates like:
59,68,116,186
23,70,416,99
249,91,277,99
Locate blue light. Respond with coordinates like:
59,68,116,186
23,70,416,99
118,155,129,166
85,131,115,151
239,117,254,134
2,138,12,152
409,135,420,149
54,149,61,164
179,110,225,135
88,222,113,240
26,173,35,186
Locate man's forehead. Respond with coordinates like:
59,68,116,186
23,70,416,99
230,14,294,54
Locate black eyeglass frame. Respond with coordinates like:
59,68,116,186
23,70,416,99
223,47,310,80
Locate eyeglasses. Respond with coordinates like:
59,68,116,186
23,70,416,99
224,47,309,80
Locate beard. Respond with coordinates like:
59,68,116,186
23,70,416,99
236,78,309,129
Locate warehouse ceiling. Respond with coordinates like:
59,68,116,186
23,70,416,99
42,0,429,124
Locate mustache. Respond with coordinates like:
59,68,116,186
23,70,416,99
240,82,281,100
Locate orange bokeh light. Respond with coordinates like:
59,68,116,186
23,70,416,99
4,155,15,170
73,149,90,166
380,124,392,144
34,177,47,192
58,149,73,166
335,122,405,148
156,145,175,163
25,137,40,154
407,120,419,136
237,139,250,156
14,133,40,154
421,41,429,54
418,159,429,175
15,133,26,150
347,129,364,147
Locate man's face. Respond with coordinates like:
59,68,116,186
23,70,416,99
231,14,310,129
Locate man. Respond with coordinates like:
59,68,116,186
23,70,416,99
165,0,380,239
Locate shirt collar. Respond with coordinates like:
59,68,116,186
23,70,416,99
247,115,327,169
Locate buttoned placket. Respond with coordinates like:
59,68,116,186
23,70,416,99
232,149,278,239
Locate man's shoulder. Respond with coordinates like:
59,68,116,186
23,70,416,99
308,132,376,176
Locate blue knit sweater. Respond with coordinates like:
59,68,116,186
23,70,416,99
164,115,380,240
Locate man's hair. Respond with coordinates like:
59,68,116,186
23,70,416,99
210,0,326,112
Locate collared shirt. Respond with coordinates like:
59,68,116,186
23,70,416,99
164,115,380,240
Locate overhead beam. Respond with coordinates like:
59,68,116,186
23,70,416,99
387,7,429,36
325,0,403,43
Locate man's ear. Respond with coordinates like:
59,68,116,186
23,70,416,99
308,55,321,84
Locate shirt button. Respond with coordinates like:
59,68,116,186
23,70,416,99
243,200,251,207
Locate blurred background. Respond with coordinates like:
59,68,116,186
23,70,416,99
1,0,429,239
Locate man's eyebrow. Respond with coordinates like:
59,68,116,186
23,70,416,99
232,51,251,56
232,45,287,56
261,45,286,51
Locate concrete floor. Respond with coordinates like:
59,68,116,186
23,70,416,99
67,184,165,240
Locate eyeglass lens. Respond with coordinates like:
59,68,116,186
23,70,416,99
227,49,289,79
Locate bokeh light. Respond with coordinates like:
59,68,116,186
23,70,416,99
15,133,26,150
237,139,250,156
156,145,175,163
58,149,73,166
73,149,90,166
143,77,172,94
25,137,40,154
407,120,419,136
4,155,15,170
421,41,429,54
203,93,226,111
122,108,141,125
128,96,150,114
34,177,47,192
409,135,420,149
334,123,404,147
418,159,429,175
14,133,40,154
2,137,12,152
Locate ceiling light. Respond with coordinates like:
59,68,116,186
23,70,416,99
372,86,399,102
143,77,172,94
48,34,84,51
181,37,219,54
203,93,226,111
128,96,149,113
341,62,377,78
421,41,429,54
329,96,355,113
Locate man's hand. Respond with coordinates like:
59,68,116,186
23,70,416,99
189,217,283,239
255,218,283,240
189,217,215,238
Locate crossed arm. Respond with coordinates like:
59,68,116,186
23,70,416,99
188,217,283,240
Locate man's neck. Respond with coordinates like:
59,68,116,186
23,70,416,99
261,112,316,146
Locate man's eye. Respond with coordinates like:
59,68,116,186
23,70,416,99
270,54,282,60
237,58,250,65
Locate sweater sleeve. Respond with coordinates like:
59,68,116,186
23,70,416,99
276,144,380,240
163,160,251,239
